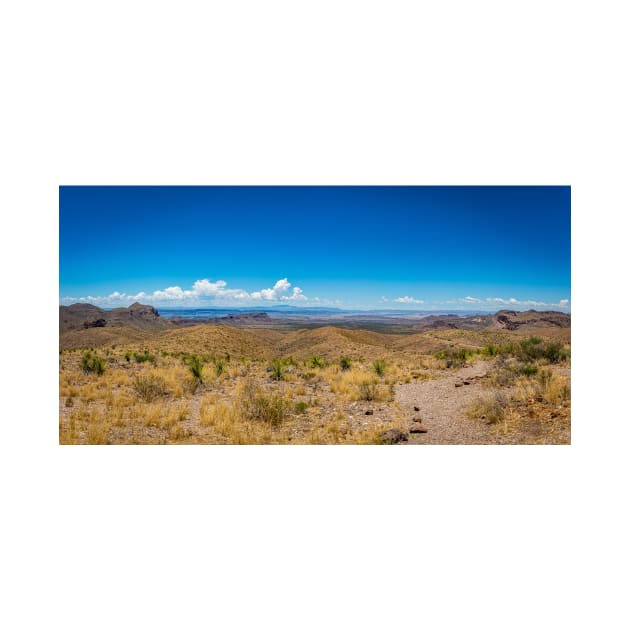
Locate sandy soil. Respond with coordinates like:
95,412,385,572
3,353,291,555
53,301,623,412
396,360,510,444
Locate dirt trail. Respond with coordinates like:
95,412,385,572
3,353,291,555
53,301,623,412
395,360,502,444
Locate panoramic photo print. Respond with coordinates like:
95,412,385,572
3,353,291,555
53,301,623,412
59,186,571,445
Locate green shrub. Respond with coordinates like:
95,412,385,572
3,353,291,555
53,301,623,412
294,401,309,414
518,337,545,362
185,355,204,382
213,357,225,377
124,352,131,362
308,355,326,368
81,351,106,375
518,363,539,376
134,350,155,364
339,357,352,371
542,343,563,364
270,359,284,381
482,344,500,357
434,348,473,368
373,359,386,377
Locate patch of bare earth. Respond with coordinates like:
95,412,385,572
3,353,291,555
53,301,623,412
396,360,507,444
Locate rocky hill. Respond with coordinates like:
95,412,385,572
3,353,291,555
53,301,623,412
60,302,172,333
489,309,571,331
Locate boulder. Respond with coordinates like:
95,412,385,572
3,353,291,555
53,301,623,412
379,429,408,444
409,422,428,433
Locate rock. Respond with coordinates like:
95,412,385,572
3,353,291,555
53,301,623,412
83,318,106,329
414,406,420,411
365,410,374,416
463,380,472,385
455,382,463,387
409,422,428,433
379,429,408,444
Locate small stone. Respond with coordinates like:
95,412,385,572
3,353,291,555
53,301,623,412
365,410,374,415
379,429,408,444
463,380,472,385
414,406,420,411
409,422,428,434
455,382,463,387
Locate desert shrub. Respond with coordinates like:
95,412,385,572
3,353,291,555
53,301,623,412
294,401,309,414
301,371,316,380
434,348,473,368
81,351,106,375
239,380,288,426
481,344,500,357
184,355,205,383
359,382,377,401
339,357,352,371
500,342,518,356
373,359,386,377
124,352,131,362
270,359,284,381
308,355,326,368
542,343,563,364
356,380,389,402
213,357,226,377
518,363,539,376
467,393,507,424
518,337,545,362
133,372,169,402
134,350,156,364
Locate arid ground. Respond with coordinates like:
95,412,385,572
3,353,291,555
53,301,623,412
59,305,570,445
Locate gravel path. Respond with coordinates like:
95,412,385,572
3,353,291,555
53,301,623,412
396,360,499,444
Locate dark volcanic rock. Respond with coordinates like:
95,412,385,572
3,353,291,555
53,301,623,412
83,318,106,329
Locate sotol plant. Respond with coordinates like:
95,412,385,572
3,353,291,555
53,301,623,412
373,359,386,377
81,351,106,375
186,355,205,383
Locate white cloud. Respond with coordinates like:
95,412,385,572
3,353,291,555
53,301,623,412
451,296,570,309
281,286,307,301
250,277,293,301
393,296,424,304
60,277,319,306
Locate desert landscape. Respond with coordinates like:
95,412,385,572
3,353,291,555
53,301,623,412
59,303,570,445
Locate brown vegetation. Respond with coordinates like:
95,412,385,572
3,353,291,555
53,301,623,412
59,321,570,445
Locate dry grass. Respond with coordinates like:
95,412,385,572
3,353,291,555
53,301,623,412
467,366,571,442
59,326,570,444
467,393,508,425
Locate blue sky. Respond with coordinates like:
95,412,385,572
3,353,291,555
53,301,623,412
59,186,571,311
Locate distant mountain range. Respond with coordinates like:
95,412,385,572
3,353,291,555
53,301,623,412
60,301,571,339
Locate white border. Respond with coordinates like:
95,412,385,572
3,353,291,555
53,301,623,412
2,2,627,629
